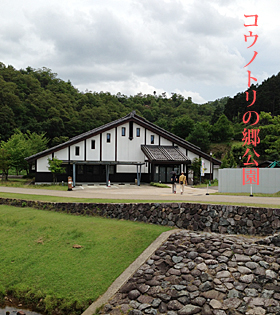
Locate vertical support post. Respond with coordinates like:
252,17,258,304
136,165,142,186
73,163,76,187
106,165,110,186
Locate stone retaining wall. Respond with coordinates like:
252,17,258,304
100,230,280,315
0,198,279,236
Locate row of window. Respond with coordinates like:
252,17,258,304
121,127,141,137
74,132,155,156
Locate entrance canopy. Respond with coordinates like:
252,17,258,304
141,145,191,164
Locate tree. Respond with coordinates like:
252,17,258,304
1,130,28,175
190,157,202,184
171,115,194,139
0,130,49,176
220,151,237,168
47,157,66,184
187,123,210,152
0,148,10,180
211,114,234,142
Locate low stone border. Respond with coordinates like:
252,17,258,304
0,198,280,236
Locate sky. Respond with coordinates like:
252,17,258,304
0,0,279,104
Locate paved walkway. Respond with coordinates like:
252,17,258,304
0,184,280,206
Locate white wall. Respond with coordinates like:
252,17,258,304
37,154,52,172
117,123,146,162
102,128,115,161
86,135,100,161
55,148,68,161
188,151,199,161
70,141,85,161
146,129,159,145
219,168,280,193
160,138,172,145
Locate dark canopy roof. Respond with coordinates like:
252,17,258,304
141,145,191,164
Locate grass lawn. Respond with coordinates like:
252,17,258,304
1,192,280,209
0,205,171,314
0,178,68,191
212,191,280,197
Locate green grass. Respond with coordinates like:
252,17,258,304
0,178,68,191
213,191,280,197
0,205,171,314
1,192,280,209
150,182,170,188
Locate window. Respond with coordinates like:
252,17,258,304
75,146,80,156
91,140,95,149
151,135,155,144
121,127,126,136
136,128,140,137
107,133,111,143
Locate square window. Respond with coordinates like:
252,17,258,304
151,135,154,144
91,140,95,149
122,127,126,136
136,128,140,137
75,146,80,156
107,133,111,143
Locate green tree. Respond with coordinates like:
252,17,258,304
0,130,49,176
221,151,237,168
187,123,210,152
190,157,202,184
1,130,28,175
0,148,10,180
171,115,194,139
47,157,66,184
211,114,234,142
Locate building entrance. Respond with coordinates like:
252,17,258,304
153,164,181,183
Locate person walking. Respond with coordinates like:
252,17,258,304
171,172,178,194
179,172,187,195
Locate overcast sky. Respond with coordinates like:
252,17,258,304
1,0,279,104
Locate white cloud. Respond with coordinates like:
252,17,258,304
0,0,279,103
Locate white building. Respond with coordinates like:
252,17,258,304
26,111,221,185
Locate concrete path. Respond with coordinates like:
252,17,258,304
0,184,280,206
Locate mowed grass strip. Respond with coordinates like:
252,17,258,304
1,192,280,209
0,205,171,314
0,179,68,191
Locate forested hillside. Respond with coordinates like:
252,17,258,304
225,73,280,121
1,62,280,165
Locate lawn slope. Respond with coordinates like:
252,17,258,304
0,205,171,314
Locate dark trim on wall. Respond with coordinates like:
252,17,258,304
115,127,117,161
145,128,147,145
100,133,102,161
159,136,161,146
129,121,133,140
84,139,87,161
52,152,54,159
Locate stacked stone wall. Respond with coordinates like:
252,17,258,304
0,198,279,236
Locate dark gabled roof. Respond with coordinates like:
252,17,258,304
25,111,221,165
141,145,190,163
